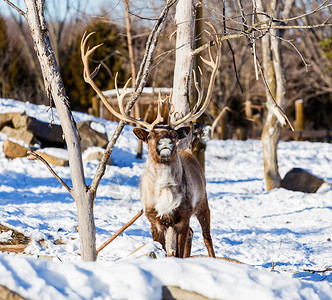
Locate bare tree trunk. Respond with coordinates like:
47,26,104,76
260,10,281,190
171,0,195,143
258,0,294,191
123,0,143,158
23,0,96,260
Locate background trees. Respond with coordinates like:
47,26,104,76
61,19,127,110
1,0,331,187
0,16,35,100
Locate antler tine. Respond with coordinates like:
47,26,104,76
81,31,104,82
150,89,165,128
81,31,162,130
114,72,134,117
192,66,204,111
167,89,174,126
171,23,221,128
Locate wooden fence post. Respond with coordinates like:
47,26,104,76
92,96,100,117
295,99,304,140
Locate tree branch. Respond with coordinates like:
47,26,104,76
273,0,332,23
192,20,332,57
97,209,143,253
27,151,73,197
2,0,26,17
223,0,243,93
255,55,294,130
303,267,332,274
258,23,332,29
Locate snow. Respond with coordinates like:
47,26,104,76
37,148,69,160
90,122,106,135
0,230,13,242
0,98,331,299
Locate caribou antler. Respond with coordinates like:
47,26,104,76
81,31,164,131
170,23,221,128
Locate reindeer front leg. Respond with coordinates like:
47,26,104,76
184,227,193,258
176,221,190,258
150,222,166,250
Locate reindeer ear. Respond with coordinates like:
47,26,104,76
176,126,190,140
133,128,149,143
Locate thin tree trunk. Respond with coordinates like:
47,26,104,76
259,0,295,190
257,0,282,190
23,0,96,260
123,0,143,158
171,0,195,140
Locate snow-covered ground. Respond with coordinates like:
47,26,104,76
0,98,331,300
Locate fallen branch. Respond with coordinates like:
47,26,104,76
97,209,143,254
303,267,332,274
27,151,73,196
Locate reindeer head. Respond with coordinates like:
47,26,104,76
133,125,190,162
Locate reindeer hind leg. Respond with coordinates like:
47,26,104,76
196,200,215,258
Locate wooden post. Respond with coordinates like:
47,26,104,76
92,96,100,117
295,99,304,141
295,99,304,131
245,100,252,119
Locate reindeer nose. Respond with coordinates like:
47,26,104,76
157,137,175,158
157,137,173,147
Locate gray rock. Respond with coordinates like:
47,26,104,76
1,126,39,147
77,121,108,152
12,114,64,145
34,151,69,167
0,112,25,131
162,286,212,300
3,139,30,159
281,168,325,193
0,284,28,300
84,149,112,165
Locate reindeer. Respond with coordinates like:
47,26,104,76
81,27,221,258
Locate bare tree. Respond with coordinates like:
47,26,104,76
2,0,97,260
256,0,294,190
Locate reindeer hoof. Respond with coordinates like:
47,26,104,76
166,250,176,257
